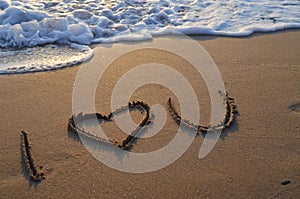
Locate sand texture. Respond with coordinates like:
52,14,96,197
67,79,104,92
0,31,299,198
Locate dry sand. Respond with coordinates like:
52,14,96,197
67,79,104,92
0,30,299,198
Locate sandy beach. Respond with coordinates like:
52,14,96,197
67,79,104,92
0,30,299,198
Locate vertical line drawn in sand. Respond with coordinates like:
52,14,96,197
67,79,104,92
20,131,45,182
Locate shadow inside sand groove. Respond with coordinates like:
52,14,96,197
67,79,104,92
220,113,240,140
20,138,40,187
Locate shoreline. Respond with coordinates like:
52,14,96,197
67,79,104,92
1,28,300,76
0,30,299,198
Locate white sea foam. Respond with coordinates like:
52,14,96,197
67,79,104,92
0,0,299,73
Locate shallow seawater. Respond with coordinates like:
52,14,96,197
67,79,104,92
0,44,93,74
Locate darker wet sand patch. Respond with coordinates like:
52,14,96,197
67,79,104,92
288,103,300,112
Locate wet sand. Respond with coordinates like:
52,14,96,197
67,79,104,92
0,30,299,198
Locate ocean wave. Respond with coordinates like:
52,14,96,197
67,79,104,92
0,0,299,73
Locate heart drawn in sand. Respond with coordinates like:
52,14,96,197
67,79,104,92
68,100,151,150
